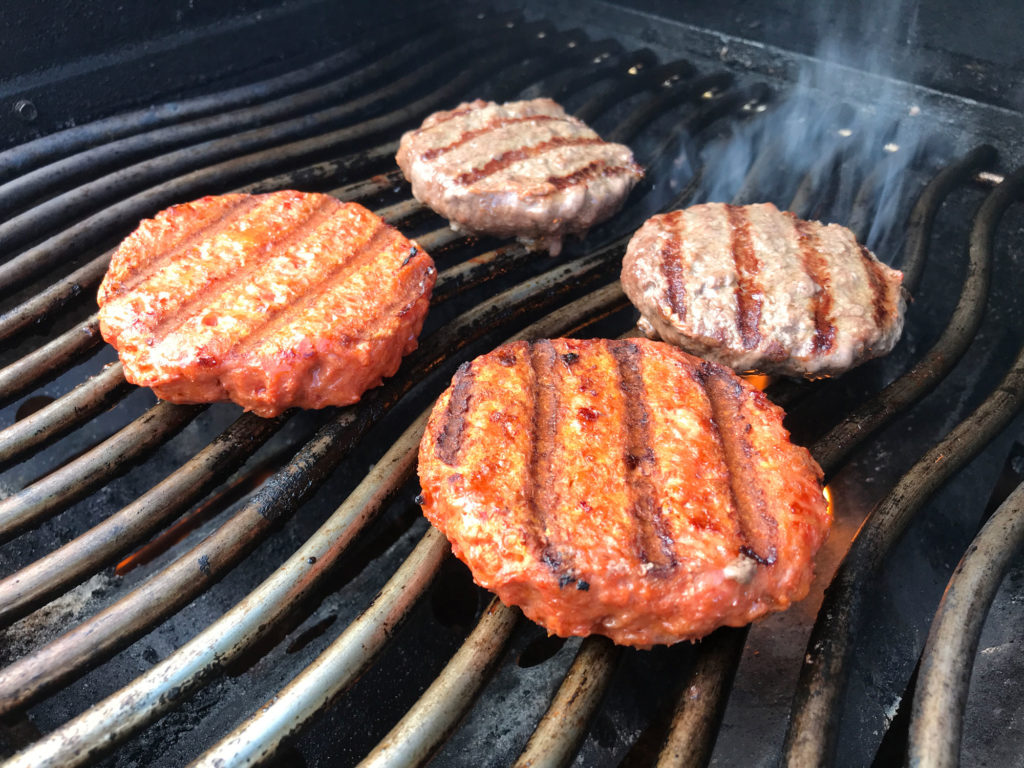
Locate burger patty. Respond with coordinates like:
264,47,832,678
417,337,830,647
396,98,643,255
97,191,435,417
621,202,906,377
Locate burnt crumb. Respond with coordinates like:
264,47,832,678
402,244,419,266
307,556,317,565
740,545,777,566
558,574,575,588
414,493,425,505
197,554,211,575
560,352,579,366
496,348,518,367
576,580,590,591
624,452,641,470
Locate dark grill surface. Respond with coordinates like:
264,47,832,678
1,2,1023,767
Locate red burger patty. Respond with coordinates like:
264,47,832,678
621,202,906,377
396,98,643,255
417,337,830,647
97,191,435,417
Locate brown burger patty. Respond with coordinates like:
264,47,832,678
97,191,435,417
621,202,906,377
417,337,830,647
396,98,643,255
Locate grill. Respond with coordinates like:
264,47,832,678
2,2,1023,766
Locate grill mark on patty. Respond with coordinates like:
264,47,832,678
609,340,676,571
526,340,577,586
541,159,635,195
858,244,891,328
147,197,337,348
695,361,778,565
726,205,763,350
454,136,605,188
228,221,396,360
435,361,475,466
113,196,262,298
660,212,687,322
794,218,836,354
419,114,563,161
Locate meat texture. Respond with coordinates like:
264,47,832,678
417,337,830,647
396,98,643,255
98,191,435,417
621,202,906,377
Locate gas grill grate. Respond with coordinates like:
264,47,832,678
1,4,1023,767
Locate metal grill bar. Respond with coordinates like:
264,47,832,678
0,362,131,466
355,598,519,768
0,412,284,629
0,319,102,402
783,169,1024,765
0,401,203,542
0,25,433,219
0,17,557,292
908,479,1024,767
0,7,456,182
512,637,620,768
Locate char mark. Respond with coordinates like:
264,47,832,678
435,362,475,466
659,213,687,322
543,159,636,194
610,340,677,571
526,341,579,587
227,220,394,359
695,361,778,565
454,136,605,188
726,205,763,350
794,219,836,355
858,244,891,328
114,195,263,298
419,114,562,161
149,197,338,348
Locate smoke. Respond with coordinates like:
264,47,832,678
690,0,937,253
